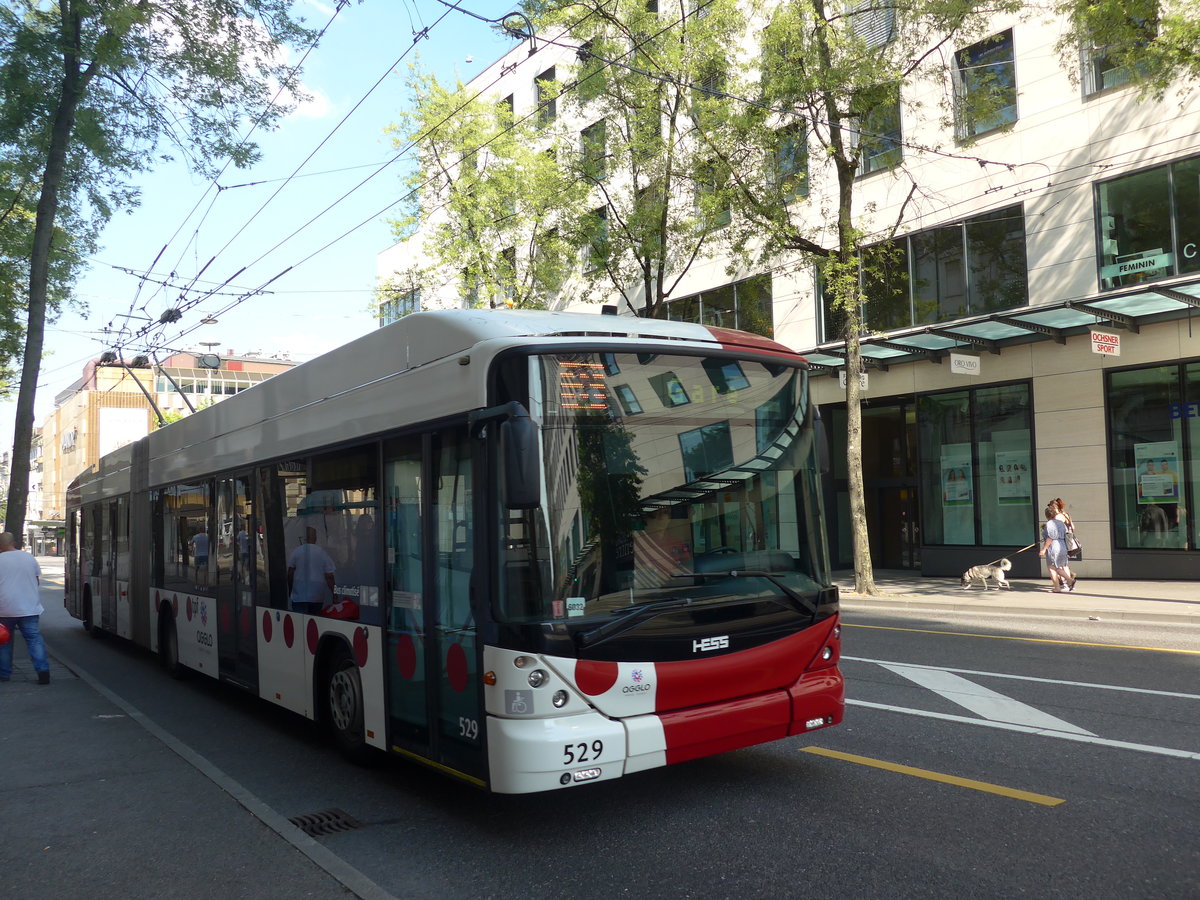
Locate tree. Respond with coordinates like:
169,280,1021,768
690,0,1025,594
527,0,747,318
386,66,590,309
0,1,316,543
1053,0,1200,100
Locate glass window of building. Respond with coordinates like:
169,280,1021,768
581,119,606,181
536,67,557,125
1106,362,1194,551
856,89,902,176
954,29,1017,139
773,123,808,198
652,275,774,338
822,205,1027,341
918,383,1033,547
1097,154,1200,289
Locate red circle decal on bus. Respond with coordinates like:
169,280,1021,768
446,643,468,693
396,634,417,680
306,619,319,655
353,628,369,668
262,610,273,643
575,660,619,696
283,614,295,648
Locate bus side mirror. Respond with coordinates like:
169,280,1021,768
502,414,541,510
814,406,831,475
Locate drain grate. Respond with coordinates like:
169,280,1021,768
288,808,365,837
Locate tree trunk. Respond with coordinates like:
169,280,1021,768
844,322,877,595
5,10,86,545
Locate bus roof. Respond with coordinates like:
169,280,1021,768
72,309,803,494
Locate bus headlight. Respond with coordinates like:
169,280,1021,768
528,669,549,688
552,690,568,708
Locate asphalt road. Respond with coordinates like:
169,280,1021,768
27,578,1200,899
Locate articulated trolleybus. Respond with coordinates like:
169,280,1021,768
66,310,843,793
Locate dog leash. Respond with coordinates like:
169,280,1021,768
979,543,1037,568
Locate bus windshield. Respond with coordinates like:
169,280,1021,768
497,351,831,624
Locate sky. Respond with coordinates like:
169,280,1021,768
2,0,518,456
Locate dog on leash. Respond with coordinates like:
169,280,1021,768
960,558,1012,590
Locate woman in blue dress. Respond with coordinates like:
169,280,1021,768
1039,503,1076,592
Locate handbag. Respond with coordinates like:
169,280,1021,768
1066,528,1083,561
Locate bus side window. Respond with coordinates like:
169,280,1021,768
257,461,307,610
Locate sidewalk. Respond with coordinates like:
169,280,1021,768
0,555,388,898
835,569,1200,624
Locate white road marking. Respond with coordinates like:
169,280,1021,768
843,656,1200,701
878,663,1097,735
848,700,1200,761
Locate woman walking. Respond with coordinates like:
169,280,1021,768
1040,503,1076,592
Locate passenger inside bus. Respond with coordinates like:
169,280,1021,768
287,527,335,614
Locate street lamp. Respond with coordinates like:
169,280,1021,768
198,341,221,396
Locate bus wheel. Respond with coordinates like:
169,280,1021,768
160,615,187,680
324,648,372,763
82,591,97,636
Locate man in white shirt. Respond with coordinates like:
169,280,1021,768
287,527,335,614
0,532,48,684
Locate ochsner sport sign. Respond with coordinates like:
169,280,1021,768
1091,330,1121,356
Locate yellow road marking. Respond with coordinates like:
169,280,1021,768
844,622,1200,655
802,746,1065,807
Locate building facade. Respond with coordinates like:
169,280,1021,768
31,350,295,551
377,6,1200,581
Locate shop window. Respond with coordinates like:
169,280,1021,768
1107,363,1191,550
919,383,1033,547
1097,154,1200,290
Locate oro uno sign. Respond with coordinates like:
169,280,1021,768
1090,331,1121,356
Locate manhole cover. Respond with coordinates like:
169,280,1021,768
288,808,364,837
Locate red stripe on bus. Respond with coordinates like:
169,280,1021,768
701,325,805,360
659,691,791,764
654,619,837,712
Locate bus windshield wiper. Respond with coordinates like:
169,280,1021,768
575,597,702,649
692,569,818,619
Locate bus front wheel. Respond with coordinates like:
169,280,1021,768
324,648,372,764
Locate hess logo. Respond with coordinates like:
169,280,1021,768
693,635,729,653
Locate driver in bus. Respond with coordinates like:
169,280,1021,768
287,526,336,614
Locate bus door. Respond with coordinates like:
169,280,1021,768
384,428,485,782
216,474,258,688
100,501,117,631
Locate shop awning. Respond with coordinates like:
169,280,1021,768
800,276,1200,374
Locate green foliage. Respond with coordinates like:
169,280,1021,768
387,66,591,309
0,0,318,536
1055,0,1200,100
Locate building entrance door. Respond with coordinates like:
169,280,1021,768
829,402,920,570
